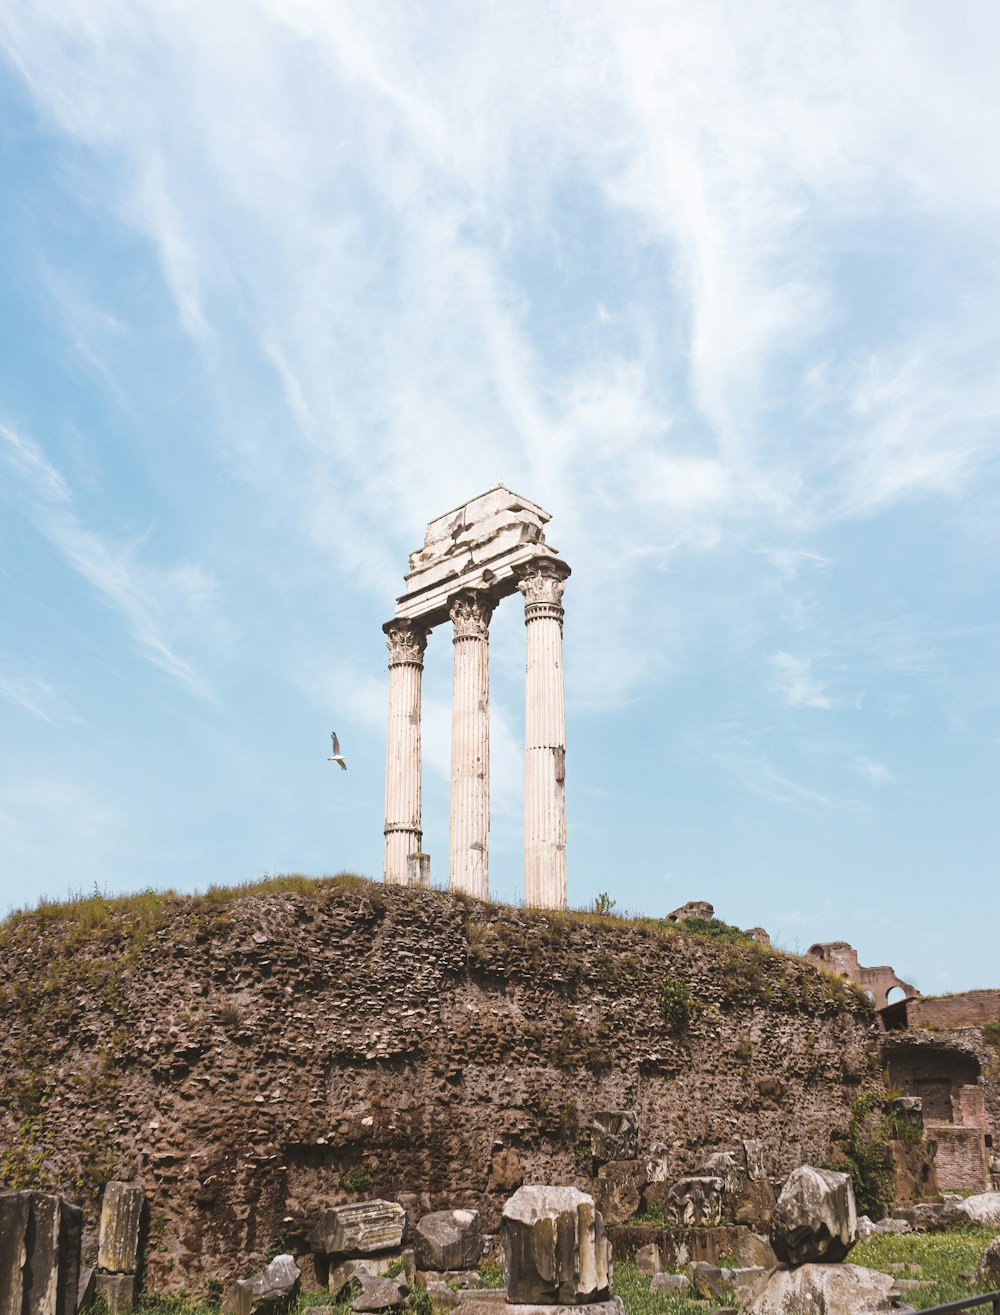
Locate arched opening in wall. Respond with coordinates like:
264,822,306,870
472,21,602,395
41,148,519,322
886,986,907,1005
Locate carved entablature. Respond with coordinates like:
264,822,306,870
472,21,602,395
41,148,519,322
391,484,569,627
449,590,495,640
383,618,429,666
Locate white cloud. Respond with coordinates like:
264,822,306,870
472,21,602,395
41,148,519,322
770,651,833,710
0,669,79,726
0,422,217,697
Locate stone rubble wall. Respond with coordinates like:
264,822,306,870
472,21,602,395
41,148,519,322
0,880,878,1293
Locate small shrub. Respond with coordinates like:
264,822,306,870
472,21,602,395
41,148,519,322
657,974,691,1032
983,1021,1000,1049
218,1002,243,1029
341,1164,372,1193
593,892,617,916
674,916,753,945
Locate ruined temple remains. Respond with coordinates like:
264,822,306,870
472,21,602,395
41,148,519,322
383,486,571,908
804,941,917,1012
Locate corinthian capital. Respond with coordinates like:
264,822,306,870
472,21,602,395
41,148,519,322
383,618,429,666
514,557,571,607
449,589,495,639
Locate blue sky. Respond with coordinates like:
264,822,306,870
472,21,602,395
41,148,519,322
1,2,998,992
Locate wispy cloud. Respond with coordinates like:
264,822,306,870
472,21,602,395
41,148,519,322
0,422,215,696
0,669,79,725
769,651,833,710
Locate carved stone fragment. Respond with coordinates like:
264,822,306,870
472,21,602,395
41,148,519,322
590,1112,638,1163
311,1202,408,1258
413,1211,483,1273
663,1176,724,1227
98,1183,146,1275
769,1166,857,1265
0,1191,82,1315
501,1186,610,1305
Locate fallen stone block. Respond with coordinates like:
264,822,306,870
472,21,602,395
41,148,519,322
311,1202,408,1257
687,1262,727,1301
351,1275,408,1312
976,1236,1000,1292
648,1274,687,1295
591,1111,638,1163
0,1190,82,1315
769,1166,856,1264
455,1302,623,1315
501,1186,610,1305
727,1267,767,1298
77,1267,96,1314
93,1274,137,1315
221,1254,301,1315
594,1161,644,1227
425,1282,461,1313
329,1257,406,1298
98,1183,146,1275
634,1243,661,1277
414,1211,483,1272
733,1232,777,1269
744,1262,899,1315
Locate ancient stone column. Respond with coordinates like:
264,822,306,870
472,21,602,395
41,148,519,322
382,618,429,884
516,559,570,908
449,590,495,898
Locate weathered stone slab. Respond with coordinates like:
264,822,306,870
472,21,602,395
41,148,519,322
976,1235,1000,1291
501,1186,610,1306
593,1161,643,1226
769,1166,857,1265
663,1177,724,1227
0,1191,82,1315
93,1274,137,1315
744,1262,898,1315
643,1144,670,1185
328,1257,403,1298
648,1275,686,1295
221,1254,300,1315
98,1182,146,1274
735,1179,776,1230
701,1153,742,1202
606,1223,759,1269
77,1267,96,1314
413,1211,482,1273
688,1262,726,1300
634,1243,661,1277
743,1140,766,1181
311,1202,407,1257
350,1275,408,1312
591,1112,638,1163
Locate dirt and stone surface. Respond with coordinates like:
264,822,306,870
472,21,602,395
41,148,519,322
0,878,878,1292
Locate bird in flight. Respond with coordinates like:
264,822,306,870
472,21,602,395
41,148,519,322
327,731,347,770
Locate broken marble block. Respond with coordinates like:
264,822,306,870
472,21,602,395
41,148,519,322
769,1166,857,1265
221,1254,301,1315
93,1274,136,1315
0,1190,82,1315
350,1274,408,1312
593,1161,643,1226
414,1210,483,1272
501,1186,611,1305
311,1201,407,1257
744,1262,898,1315
98,1182,146,1274
663,1176,724,1227
648,1274,686,1295
591,1112,638,1163
634,1243,661,1277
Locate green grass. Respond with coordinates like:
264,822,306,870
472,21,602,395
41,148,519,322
610,1261,703,1315
852,1228,998,1309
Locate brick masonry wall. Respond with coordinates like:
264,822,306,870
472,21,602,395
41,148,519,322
909,992,1000,1029
0,880,878,1293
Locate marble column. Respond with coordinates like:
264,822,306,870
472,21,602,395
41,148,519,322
383,618,429,884
516,559,571,908
449,589,495,899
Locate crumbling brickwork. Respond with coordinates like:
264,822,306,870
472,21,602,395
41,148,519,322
0,880,877,1294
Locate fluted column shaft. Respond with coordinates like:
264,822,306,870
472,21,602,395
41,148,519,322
449,590,494,899
516,560,570,908
383,619,429,884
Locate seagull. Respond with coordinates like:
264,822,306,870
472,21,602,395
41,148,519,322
327,731,347,770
